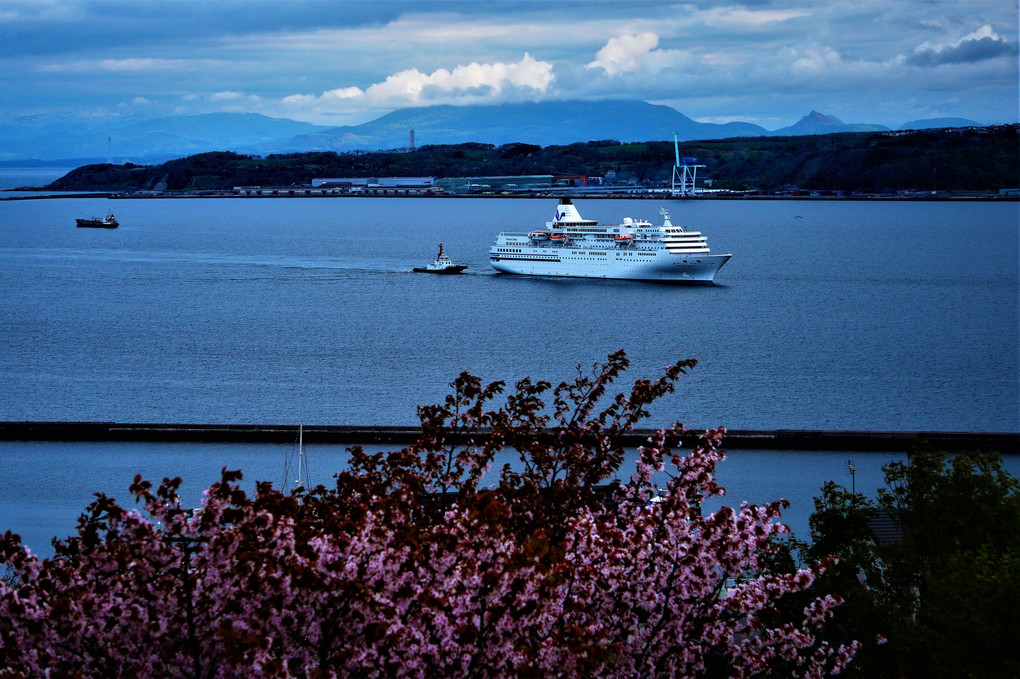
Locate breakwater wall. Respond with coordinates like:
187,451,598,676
1,422,1016,453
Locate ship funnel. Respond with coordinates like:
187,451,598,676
554,198,585,223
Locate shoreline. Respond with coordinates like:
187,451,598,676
3,190,1016,202
1,421,1016,453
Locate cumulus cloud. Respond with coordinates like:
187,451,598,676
907,25,1015,67
282,87,363,108
363,53,553,105
585,32,700,78
281,53,553,117
586,33,661,75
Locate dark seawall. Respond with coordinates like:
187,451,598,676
1,422,1016,453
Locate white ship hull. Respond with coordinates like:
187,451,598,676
489,199,731,283
490,247,730,282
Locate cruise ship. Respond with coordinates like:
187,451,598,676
489,199,731,282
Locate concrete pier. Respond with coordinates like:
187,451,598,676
0,421,1015,453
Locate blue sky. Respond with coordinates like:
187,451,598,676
2,0,1017,129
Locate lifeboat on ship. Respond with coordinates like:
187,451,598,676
529,230,550,241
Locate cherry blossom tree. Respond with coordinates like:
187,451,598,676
0,351,858,677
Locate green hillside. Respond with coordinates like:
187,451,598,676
47,125,1018,193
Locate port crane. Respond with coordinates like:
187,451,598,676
671,131,705,197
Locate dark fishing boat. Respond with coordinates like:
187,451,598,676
76,214,119,229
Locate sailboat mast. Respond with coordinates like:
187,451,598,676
283,424,310,492
297,424,304,487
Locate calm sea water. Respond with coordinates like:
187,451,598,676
1,194,1017,555
1,195,1016,429
0,167,76,194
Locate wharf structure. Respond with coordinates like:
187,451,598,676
435,175,594,193
287,175,599,197
1,422,1015,454
310,177,435,190
236,177,440,197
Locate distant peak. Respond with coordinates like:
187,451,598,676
803,111,844,125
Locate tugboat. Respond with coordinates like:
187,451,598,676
413,243,467,274
76,213,119,229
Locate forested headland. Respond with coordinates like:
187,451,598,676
46,124,1018,194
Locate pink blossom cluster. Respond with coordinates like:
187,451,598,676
0,351,858,677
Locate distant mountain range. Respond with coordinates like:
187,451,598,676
0,101,984,164
0,112,322,165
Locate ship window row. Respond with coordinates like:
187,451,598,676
497,248,523,253
564,231,618,237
